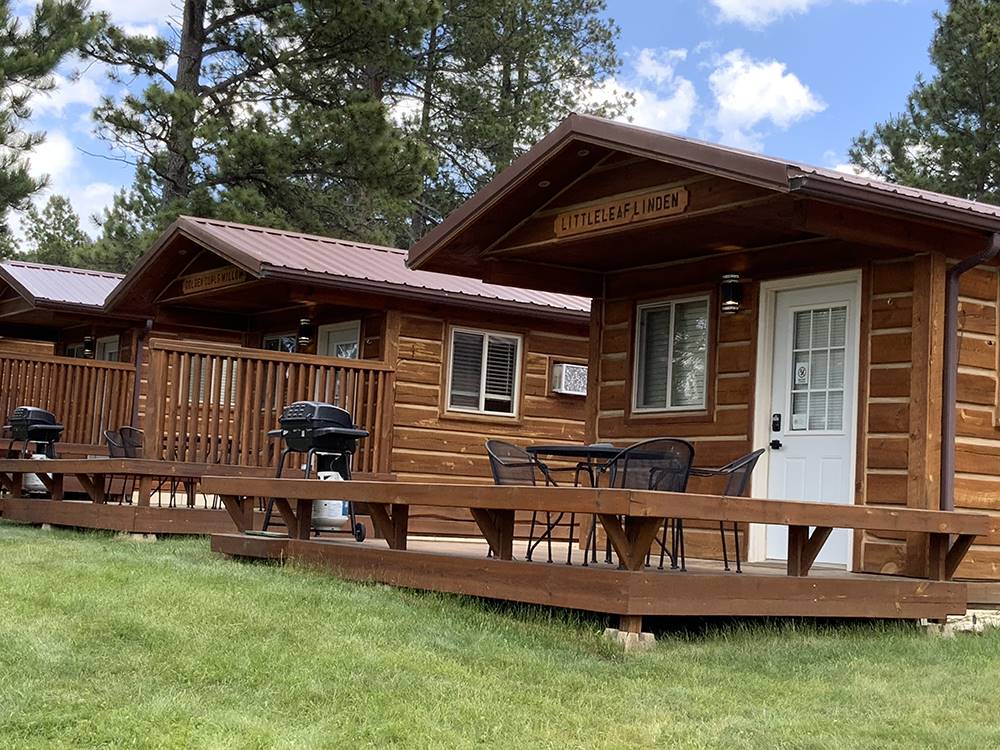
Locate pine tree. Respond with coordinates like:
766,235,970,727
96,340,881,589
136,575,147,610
0,1,98,236
850,0,1000,202
398,0,630,240
19,194,93,266
85,0,437,243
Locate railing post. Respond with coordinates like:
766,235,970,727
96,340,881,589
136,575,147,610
143,347,167,459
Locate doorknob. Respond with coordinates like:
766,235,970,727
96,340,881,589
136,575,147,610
769,439,782,450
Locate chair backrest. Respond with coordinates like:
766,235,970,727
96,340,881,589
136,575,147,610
485,440,538,486
719,448,765,497
118,426,144,459
104,429,126,458
606,438,695,493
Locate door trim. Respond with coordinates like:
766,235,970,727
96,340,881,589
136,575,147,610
748,269,863,568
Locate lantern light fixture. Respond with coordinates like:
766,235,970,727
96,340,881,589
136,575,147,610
82,336,96,359
297,318,314,348
721,274,743,315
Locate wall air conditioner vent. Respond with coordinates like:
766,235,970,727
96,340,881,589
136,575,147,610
551,362,588,396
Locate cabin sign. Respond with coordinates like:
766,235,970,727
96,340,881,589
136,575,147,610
553,185,689,238
181,266,247,295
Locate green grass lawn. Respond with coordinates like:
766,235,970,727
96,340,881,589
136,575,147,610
1,523,998,749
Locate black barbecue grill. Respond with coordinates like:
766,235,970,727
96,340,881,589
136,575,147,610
3,406,64,458
263,401,370,539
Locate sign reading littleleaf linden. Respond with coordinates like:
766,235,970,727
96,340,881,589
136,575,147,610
181,266,247,295
553,185,689,238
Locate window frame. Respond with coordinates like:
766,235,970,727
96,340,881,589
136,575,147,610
96,335,120,362
631,293,712,414
445,325,523,418
262,331,298,353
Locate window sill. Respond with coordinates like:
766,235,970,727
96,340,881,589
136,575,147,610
625,408,713,425
440,409,522,426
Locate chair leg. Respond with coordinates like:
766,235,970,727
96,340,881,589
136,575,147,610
526,511,537,562
720,520,730,572
678,519,686,572
566,513,575,565
733,521,742,574
658,520,668,570
545,512,554,563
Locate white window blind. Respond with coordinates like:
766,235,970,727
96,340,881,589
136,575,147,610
634,297,709,411
448,328,521,415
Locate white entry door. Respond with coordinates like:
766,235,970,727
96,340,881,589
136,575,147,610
764,280,859,566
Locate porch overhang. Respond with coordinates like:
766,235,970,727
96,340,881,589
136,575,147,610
407,114,1000,295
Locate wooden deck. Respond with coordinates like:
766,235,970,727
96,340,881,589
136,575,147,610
0,458,390,536
211,533,969,620
205,478,992,626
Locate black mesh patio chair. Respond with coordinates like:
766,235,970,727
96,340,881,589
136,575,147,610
485,439,574,564
596,438,695,570
118,426,143,458
690,448,765,573
103,429,131,503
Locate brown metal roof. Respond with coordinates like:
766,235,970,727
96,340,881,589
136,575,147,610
107,216,589,319
408,113,1000,271
0,260,123,309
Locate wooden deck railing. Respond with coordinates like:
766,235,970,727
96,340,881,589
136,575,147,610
142,339,394,474
0,351,136,446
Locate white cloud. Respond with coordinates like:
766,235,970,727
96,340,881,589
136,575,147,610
120,23,159,37
27,131,77,184
710,0,816,28
22,132,118,236
30,72,103,117
708,49,825,150
634,48,687,85
709,0,901,29
88,0,177,25
589,47,698,134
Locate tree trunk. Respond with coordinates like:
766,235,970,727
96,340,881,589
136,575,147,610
410,23,440,241
162,0,208,203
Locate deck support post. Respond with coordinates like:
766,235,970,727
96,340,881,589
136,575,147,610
470,508,515,560
367,502,409,550
787,525,832,576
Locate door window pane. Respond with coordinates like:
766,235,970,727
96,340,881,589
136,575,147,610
789,304,848,432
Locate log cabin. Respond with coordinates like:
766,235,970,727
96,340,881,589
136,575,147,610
407,113,1000,590
0,219,590,532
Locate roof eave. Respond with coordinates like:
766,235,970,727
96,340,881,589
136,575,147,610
260,266,589,322
790,173,1000,236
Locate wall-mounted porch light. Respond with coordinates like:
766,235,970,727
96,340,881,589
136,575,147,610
721,274,743,315
297,318,314,348
82,336,96,359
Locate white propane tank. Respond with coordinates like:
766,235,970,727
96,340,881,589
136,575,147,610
312,471,349,530
22,453,49,496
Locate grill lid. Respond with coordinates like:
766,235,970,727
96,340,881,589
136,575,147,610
279,401,355,429
7,406,59,426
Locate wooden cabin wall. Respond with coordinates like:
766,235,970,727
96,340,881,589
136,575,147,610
855,257,1000,581
856,257,921,575
591,287,757,560
952,264,1000,579
0,339,53,355
391,307,589,535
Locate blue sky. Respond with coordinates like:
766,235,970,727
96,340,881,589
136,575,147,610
19,0,945,236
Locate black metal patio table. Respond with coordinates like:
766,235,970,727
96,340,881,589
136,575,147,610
525,443,621,488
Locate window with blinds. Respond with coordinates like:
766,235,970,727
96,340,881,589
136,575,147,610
634,296,710,411
447,327,522,415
